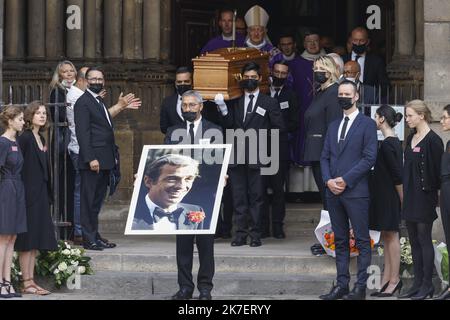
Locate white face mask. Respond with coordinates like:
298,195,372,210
62,79,76,88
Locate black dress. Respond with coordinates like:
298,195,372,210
0,137,27,234
402,130,444,224
15,131,58,251
369,137,403,231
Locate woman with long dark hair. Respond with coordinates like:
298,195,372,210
15,102,58,295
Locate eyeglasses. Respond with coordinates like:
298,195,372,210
87,77,104,83
441,116,450,121
182,103,200,110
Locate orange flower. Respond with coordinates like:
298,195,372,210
187,211,205,223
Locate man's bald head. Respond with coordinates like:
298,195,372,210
344,61,360,81
78,67,89,80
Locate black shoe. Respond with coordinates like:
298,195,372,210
319,284,349,300
343,286,366,300
411,285,434,300
261,231,271,239
96,239,117,249
378,280,403,298
172,288,193,300
370,281,390,297
83,242,104,251
198,289,212,300
0,282,14,299
434,286,450,300
231,239,246,247
273,226,286,239
2,280,21,298
250,239,262,247
398,284,422,299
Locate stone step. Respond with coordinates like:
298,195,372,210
84,236,383,275
53,271,338,297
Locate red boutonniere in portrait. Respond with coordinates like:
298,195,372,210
187,211,205,224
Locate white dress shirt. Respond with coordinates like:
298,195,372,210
243,89,260,122
87,89,112,127
351,51,366,83
145,195,177,232
337,108,359,143
66,85,84,154
186,116,202,138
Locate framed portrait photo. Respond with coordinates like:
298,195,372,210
125,144,232,235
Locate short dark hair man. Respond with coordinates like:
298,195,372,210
160,66,193,134
219,62,285,247
132,154,204,231
200,9,246,54
319,80,378,300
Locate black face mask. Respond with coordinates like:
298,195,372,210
338,97,354,110
182,111,198,122
352,43,367,55
314,71,328,84
271,76,286,87
89,84,104,94
176,84,192,96
240,79,259,92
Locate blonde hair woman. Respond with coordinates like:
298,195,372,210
399,100,444,300
303,55,342,212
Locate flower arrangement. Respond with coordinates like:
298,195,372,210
12,241,94,289
324,228,375,254
187,211,205,224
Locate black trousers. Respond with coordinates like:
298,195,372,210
176,235,215,292
229,165,265,241
442,181,450,283
215,184,233,235
406,221,435,288
80,169,109,243
312,161,327,210
262,161,288,231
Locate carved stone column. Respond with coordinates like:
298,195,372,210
143,0,160,60
28,0,46,59
66,0,84,59
84,0,97,60
160,0,171,61
395,0,415,57
104,0,123,60
415,0,424,57
123,0,143,60
46,0,64,60
4,0,25,60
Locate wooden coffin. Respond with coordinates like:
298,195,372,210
192,47,270,100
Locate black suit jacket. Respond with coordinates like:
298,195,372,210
303,83,341,162
164,118,222,145
17,130,52,205
160,94,184,134
273,86,300,135
342,53,390,88
74,91,116,170
221,92,286,168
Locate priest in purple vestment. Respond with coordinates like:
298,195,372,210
277,34,316,165
200,9,246,54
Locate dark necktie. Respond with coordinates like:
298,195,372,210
189,123,195,144
245,94,255,121
96,96,111,125
354,55,362,62
339,116,350,149
153,207,184,224
274,89,280,101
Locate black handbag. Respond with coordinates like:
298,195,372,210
108,144,121,196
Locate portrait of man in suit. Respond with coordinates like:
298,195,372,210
132,154,205,232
